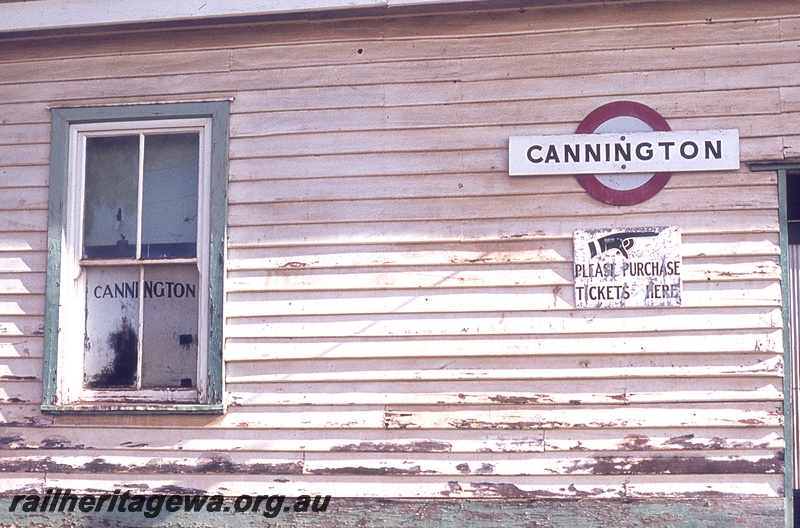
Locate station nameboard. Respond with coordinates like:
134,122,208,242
509,129,739,176
508,100,740,206
573,227,682,309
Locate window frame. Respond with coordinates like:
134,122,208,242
42,101,229,414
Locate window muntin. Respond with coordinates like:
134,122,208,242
43,103,227,413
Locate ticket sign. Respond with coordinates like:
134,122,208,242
573,227,682,309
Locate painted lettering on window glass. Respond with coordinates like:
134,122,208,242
83,266,199,389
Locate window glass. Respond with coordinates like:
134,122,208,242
83,266,140,388
142,133,199,258
83,136,139,259
788,173,800,244
140,264,199,388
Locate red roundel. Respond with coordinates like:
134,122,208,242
574,101,672,206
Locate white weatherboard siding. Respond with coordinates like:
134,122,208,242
0,0,795,502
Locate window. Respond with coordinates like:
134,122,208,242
42,102,229,413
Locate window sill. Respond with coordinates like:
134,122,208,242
40,403,225,415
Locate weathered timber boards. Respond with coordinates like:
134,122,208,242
224,329,784,359
0,0,796,56
227,117,787,158
222,353,784,382
2,327,783,359
0,19,795,97
228,92,784,141
226,169,778,204
0,377,785,407
5,15,784,80
0,472,786,498
382,404,784,430
228,210,780,247
0,337,42,360
1,118,792,162
225,261,779,293
0,72,792,135
1,403,784,429
223,282,781,317
225,233,781,270
8,351,786,381
223,307,782,339
226,187,777,225
0,425,781,453
0,450,783,477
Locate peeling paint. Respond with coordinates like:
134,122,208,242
195,454,302,475
0,455,303,475
330,440,452,452
308,465,435,476
738,419,767,425
0,436,23,449
665,434,728,450
469,482,563,498
475,463,495,475
439,481,461,496
41,436,82,449
567,441,590,452
149,485,208,495
489,395,553,405
280,261,307,268
618,435,652,451
119,441,148,448
561,454,783,475
447,419,565,430
3,416,53,427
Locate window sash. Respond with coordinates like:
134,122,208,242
59,118,212,405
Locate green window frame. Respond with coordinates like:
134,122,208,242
42,101,228,414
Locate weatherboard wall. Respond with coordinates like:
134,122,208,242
0,0,795,519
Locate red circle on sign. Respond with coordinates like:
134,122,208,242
574,101,672,206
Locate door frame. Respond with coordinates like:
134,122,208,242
752,162,800,527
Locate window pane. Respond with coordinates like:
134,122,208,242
141,134,199,258
140,265,199,388
84,136,139,259
83,266,140,388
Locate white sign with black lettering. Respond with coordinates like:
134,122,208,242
573,227,682,309
510,129,739,175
